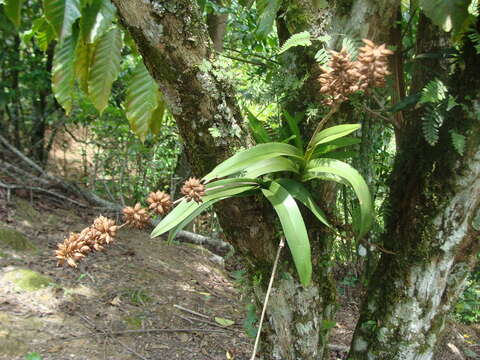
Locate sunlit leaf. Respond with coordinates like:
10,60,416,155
4,0,24,28
52,34,77,114
262,181,312,286
203,143,303,182
303,158,373,237
44,0,81,41
420,0,472,33
74,39,94,93
278,31,311,54
244,156,299,178
80,0,116,43
256,0,281,37
88,27,122,113
125,61,159,141
311,124,361,149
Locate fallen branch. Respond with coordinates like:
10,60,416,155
175,230,234,256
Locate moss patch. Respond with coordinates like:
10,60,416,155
123,315,143,329
14,198,40,224
4,268,52,291
0,226,36,252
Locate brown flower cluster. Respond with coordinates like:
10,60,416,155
55,216,118,267
55,178,207,268
318,39,393,105
181,178,206,203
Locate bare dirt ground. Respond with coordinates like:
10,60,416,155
0,191,479,360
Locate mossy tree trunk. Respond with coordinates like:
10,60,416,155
349,16,480,360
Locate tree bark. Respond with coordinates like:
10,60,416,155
348,16,480,360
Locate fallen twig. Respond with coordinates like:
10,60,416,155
173,304,210,319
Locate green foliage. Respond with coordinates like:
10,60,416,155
420,0,473,33
278,31,312,54
450,130,466,155
455,269,480,324
4,0,24,27
255,0,282,37
52,34,77,114
87,27,123,113
125,61,164,142
261,181,312,286
420,79,448,104
421,106,443,146
152,121,373,286
44,0,81,41
24,353,42,360
468,30,480,54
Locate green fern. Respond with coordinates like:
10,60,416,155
450,130,466,155
468,31,480,54
278,31,312,54
341,35,362,60
420,79,448,104
315,47,330,65
422,106,444,146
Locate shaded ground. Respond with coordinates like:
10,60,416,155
0,192,479,360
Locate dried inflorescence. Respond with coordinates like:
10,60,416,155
147,190,173,215
56,178,208,268
318,39,393,105
181,177,206,203
123,203,151,229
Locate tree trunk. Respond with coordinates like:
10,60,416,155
348,16,480,360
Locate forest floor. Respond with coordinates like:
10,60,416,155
0,191,479,360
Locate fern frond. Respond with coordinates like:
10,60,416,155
315,47,330,65
278,31,312,54
450,130,466,155
422,106,444,146
420,79,448,104
341,35,362,60
468,30,480,54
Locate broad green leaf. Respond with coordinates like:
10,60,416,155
311,124,361,149
52,34,77,114
80,0,116,43
262,181,312,286
4,0,24,27
278,31,312,54
152,180,259,237
244,156,299,178
420,0,471,33
88,27,122,113
167,198,223,243
74,39,94,93
31,17,56,51
276,178,331,228
214,317,235,327
303,158,373,237
125,61,159,141
256,0,281,37
247,109,271,143
202,143,303,182
44,0,81,41
284,111,304,150
149,92,166,136
316,150,357,160
313,137,361,157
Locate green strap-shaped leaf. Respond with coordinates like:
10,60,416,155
303,158,373,237
311,124,361,150
313,136,361,157
88,27,122,113
244,157,299,178
284,111,304,151
203,143,303,182
4,0,24,28
262,181,312,286
80,0,116,43
420,0,471,33
151,180,259,238
52,34,77,114
31,17,56,51
125,61,159,141
275,178,331,228
166,198,223,243
246,109,271,144
44,0,81,41
74,39,94,93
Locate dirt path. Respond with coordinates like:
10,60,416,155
1,194,478,360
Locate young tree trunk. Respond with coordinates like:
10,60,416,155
349,16,480,360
